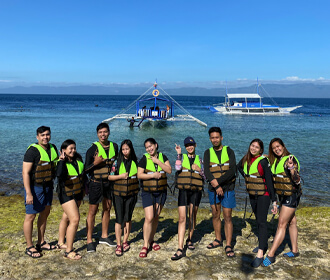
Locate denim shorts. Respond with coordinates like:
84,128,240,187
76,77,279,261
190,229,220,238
25,185,53,214
141,190,167,208
208,189,236,209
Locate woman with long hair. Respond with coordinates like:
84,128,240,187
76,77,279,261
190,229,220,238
56,139,85,260
108,139,139,257
262,138,301,267
137,138,172,258
237,138,277,267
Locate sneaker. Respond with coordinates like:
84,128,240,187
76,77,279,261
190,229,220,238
99,237,116,247
87,242,96,253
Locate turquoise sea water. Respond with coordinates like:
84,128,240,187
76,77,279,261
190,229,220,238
0,94,329,208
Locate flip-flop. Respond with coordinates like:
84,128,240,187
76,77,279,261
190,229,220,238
225,245,235,257
36,241,56,252
25,246,42,258
207,239,223,249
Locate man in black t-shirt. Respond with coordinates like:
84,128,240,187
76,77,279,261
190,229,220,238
22,126,59,258
85,123,118,252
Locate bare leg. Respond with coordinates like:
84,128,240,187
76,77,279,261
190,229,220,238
208,203,222,247
149,203,163,245
288,214,298,253
188,204,198,240
172,206,186,258
61,200,80,253
143,206,154,249
37,205,51,245
101,198,112,238
223,207,234,256
58,212,69,246
267,206,296,257
115,223,122,245
86,204,99,244
123,221,132,244
23,213,36,248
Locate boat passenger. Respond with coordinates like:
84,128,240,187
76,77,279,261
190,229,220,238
171,137,204,261
262,138,301,267
204,127,236,257
237,139,277,267
56,139,86,260
108,139,139,257
84,123,118,252
23,126,59,258
137,138,172,258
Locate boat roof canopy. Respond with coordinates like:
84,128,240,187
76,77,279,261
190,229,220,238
227,93,262,99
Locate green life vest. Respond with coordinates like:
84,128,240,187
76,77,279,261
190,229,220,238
243,156,267,195
208,146,235,186
113,160,139,196
93,141,116,180
142,153,167,192
271,155,300,196
28,143,58,184
64,160,84,196
176,154,203,191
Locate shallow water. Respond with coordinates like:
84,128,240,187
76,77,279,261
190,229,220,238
0,94,329,207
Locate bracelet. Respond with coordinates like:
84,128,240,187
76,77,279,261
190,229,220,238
287,166,294,170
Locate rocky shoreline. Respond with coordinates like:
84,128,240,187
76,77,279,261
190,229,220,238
0,195,329,279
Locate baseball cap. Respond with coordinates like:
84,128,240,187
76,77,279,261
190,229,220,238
184,136,196,146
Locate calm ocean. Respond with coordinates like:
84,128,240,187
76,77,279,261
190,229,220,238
0,94,329,208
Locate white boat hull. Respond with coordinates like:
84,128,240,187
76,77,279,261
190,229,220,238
211,105,302,115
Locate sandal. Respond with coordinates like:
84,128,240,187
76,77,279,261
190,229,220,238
63,249,82,260
56,243,67,250
115,245,123,257
36,241,56,252
207,239,223,249
186,239,195,251
139,247,149,258
225,245,235,258
123,242,130,253
171,249,185,261
149,240,161,251
25,246,42,258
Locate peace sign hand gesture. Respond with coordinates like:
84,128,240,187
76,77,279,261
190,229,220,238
287,155,295,170
175,143,181,155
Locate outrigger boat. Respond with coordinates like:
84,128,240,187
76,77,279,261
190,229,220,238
209,80,302,115
102,82,207,127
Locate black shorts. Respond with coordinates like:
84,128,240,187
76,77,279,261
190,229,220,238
58,189,84,205
279,192,301,208
178,189,202,207
88,180,112,205
113,195,137,225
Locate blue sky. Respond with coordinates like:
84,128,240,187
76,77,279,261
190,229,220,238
0,0,329,87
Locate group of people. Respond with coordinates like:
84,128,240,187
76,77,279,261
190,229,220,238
23,124,301,268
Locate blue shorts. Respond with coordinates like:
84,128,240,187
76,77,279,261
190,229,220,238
208,189,236,209
141,190,167,208
25,185,53,214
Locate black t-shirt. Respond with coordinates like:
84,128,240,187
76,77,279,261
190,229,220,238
23,143,59,185
84,141,118,177
138,153,169,170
